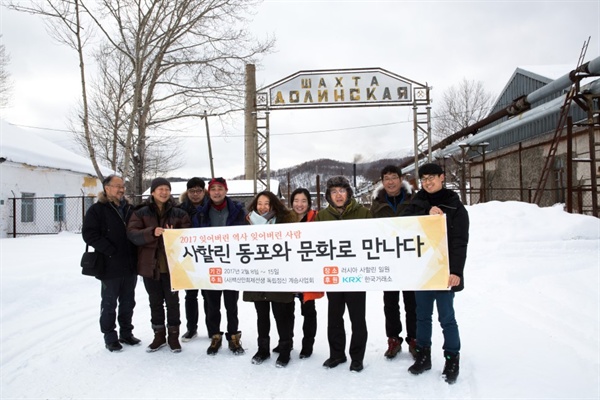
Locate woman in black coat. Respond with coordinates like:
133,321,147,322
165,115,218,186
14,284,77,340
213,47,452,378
243,191,297,367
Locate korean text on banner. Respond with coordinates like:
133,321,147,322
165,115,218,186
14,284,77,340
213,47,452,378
163,214,449,292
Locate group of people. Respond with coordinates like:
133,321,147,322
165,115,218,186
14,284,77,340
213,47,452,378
82,162,469,384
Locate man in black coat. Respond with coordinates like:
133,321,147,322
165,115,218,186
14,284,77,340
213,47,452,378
82,175,140,352
403,163,469,384
370,165,417,360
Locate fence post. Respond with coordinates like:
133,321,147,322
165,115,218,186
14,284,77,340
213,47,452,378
518,142,524,202
12,197,16,238
81,196,86,224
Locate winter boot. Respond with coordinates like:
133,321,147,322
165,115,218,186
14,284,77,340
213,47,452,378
442,351,460,384
273,340,293,353
181,330,197,343
252,338,270,365
207,332,223,355
119,335,141,346
384,337,402,359
105,341,123,352
408,346,432,375
407,337,418,360
276,340,292,368
227,331,245,355
168,326,182,353
146,326,167,353
299,337,314,359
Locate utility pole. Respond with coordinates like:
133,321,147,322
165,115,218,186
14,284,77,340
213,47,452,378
203,111,215,178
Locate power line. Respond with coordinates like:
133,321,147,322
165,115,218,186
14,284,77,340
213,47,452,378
8,103,497,139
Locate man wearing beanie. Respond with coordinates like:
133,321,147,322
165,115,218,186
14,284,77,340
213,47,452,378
316,175,371,373
127,177,191,354
177,177,207,342
370,165,417,360
150,177,171,193
402,163,469,384
192,177,247,356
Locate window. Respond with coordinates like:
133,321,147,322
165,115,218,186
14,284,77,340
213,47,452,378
21,193,35,223
54,195,66,222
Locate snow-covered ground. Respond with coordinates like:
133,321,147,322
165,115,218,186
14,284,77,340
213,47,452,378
1,201,598,399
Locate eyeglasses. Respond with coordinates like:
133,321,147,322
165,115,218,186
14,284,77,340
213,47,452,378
383,176,400,182
330,188,347,195
420,175,438,183
188,189,203,194
107,185,126,190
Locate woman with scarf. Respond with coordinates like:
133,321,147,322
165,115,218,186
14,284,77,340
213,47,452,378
243,191,297,367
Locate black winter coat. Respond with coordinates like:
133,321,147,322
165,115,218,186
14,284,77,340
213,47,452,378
402,188,469,292
242,211,298,303
177,190,207,218
82,192,137,280
370,181,414,218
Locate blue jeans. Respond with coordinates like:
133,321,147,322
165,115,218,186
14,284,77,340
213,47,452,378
415,291,460,354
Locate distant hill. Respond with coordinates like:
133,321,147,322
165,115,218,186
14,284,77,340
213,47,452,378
233,156,413,195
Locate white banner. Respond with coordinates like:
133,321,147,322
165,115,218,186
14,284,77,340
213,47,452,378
163,215,449,292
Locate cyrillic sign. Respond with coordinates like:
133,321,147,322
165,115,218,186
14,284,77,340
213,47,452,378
257,68,429,109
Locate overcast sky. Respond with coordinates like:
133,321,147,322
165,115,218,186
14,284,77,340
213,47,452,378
1,1,599,179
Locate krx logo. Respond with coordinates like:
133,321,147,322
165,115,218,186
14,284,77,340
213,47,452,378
342,276,362,283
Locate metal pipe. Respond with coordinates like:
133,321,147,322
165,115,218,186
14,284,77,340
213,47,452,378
404,78,600,173
402,57,600,171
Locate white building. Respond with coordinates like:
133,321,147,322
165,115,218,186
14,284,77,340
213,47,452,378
0,121,114,237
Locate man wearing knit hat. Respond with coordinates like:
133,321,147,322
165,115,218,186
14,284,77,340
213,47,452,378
402,163,469,384
127,177,191,353
316,175,372,373
177,177,207,342
192,177,247,356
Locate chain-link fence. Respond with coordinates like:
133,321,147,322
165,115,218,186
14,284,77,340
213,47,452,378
6,194,258,238
6,196,96,238
6,187,597,237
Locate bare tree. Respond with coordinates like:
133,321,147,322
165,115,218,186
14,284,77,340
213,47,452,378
81,0,274,195
432,78,495,198
8,0,274,196
433,78,495,143
6,0,104,179
0,36,13,109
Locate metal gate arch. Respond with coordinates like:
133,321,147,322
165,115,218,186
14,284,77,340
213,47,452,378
246,66,432,194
